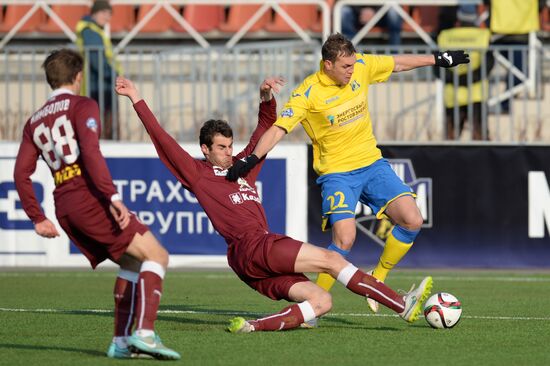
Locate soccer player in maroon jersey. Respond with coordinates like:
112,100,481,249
115,75,433,333
13,49,180,360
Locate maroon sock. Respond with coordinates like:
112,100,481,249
346,269,405,313
113,276,137,337
135,268,163,331
250,304,305,331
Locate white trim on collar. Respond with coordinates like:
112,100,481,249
49,88,74,99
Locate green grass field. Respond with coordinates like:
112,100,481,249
1,269,549,366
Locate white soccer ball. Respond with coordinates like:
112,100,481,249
423,292,462,329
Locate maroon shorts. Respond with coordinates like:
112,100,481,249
228,232,310,301
56,195,148,269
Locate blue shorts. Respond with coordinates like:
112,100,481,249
317,159,414,231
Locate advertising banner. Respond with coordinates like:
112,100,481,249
308,145,550,268
0,142,307,267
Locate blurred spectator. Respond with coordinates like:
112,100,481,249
75,0,121,139
341,5,403,46
484,0,544,113
436,7,494,140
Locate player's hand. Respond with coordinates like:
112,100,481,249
260,76,286,102
115,76,141,104
34,219,60,238
433,50,470,68
110,200,131,230
226,154,260,181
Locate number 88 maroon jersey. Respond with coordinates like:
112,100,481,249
14,90,117,223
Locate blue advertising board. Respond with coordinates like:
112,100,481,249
70,157,286,255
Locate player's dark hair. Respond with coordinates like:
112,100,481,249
322,33,356,63
42,49,83,89
200,119,233,149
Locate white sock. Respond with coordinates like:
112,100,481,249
336,263,359,287
297,301,316,323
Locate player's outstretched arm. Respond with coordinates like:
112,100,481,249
393,51,469,72
116,76,200,189
34,219,60,238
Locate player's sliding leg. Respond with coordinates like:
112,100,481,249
337,263,432,322
229,302,316,333
229,266,432,332
299,243,432,322
124,232,180,360
229,282,328,333
229,244,432,332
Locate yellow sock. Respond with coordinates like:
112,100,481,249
372,232,413,282
316,272,337,291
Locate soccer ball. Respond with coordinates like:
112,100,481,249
423,292,462,329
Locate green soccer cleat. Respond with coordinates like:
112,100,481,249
399,276,433,323
227,317,255,333
106,342,153,359
127,332,181,360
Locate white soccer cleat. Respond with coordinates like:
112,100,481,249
399,276,433,323
366,270,380,313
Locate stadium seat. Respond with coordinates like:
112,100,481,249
218,5,270,33
404,6,439,34
172,5,224,33
136,4,176,33
541,6,550,32
0,5,46,33
110,5,135,33
265,5,318,33
39,5,89,33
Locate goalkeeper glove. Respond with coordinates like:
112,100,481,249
226,154,260,181
433,50,470,68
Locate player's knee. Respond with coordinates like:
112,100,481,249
334,233,355,250
399,210,423,231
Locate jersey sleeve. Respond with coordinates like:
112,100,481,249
236,98,277,158
72,98,118,201
234,98,277,184
359,53,394,84
133,100,200,189
13,122,47,224
273,83,309,133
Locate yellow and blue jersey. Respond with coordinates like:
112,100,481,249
274,53,394,176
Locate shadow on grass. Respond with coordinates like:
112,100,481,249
0,343,104,357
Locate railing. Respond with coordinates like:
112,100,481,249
0,0,331,50
1,42,548,143
0,41,321,141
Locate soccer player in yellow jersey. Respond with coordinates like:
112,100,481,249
227,33,469,318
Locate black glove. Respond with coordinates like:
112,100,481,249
226,154,260,181
433,50,470,68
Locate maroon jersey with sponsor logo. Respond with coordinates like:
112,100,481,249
133,98,277,248
14,89,117,223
